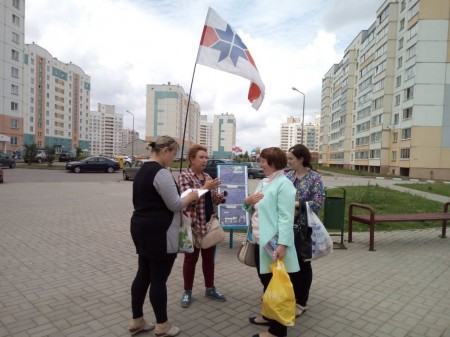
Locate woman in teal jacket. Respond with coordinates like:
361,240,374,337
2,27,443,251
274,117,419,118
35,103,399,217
244,147,299,337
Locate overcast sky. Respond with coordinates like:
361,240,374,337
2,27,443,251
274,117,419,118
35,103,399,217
25,0,385,153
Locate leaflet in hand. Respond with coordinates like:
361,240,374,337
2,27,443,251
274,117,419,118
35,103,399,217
181,188,208,198
263,234,278,260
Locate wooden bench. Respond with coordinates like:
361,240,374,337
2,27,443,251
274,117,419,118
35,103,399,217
348,202,450,251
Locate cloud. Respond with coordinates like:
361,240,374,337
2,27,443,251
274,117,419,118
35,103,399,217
25,0,384,153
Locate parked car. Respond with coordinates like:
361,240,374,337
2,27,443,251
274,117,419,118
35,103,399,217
59,152,77,162
123,160,149,180
65,156,120,173
114,155,133,167
24,149,47,163
204,159,233,179
244,162,265,179
0,152,16,168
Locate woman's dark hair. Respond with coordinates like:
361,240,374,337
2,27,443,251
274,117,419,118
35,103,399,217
289,144,313,169
188,144,208,164
260,147,287,170
147,136,179,153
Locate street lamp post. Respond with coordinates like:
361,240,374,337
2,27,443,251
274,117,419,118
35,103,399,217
126,110,134,159
292,87,305,145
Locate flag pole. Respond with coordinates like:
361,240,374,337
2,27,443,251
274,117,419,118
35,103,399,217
179,62,198,173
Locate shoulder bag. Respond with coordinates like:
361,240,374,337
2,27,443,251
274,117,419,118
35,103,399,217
192,214,225,249
294,201,313,261
237,223,256,267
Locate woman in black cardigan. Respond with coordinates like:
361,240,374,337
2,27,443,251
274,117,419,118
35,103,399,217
129,136,198,337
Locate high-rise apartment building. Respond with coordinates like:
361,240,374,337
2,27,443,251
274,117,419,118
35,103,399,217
199,114,213,155
320,0,450,180
0,0,24,153
280,116,320,153
212,113,236,158
22,43,91,153
122,128,140,155
89,104,123,157
145,83,200,154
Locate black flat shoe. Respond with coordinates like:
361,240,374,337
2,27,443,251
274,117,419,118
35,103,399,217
248,316,270,326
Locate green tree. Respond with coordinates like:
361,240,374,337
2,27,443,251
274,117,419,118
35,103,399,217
44,146,55,165
76,147,82,160
23,143,37,165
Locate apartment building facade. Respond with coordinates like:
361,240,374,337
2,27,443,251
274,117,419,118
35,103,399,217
212,113,236,159
199,114,213,155
22,43,91,153
280,116,320,153
145,83,200,154
89,104,123,157
122,128,140,155
0,0,24,154
320,0,450,180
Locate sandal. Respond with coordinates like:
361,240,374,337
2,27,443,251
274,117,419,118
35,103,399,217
154,326,181,337
129,321,155,336
295,304,307,317
248,316,270,326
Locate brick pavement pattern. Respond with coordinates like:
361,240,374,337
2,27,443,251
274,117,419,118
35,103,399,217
1,180,449,337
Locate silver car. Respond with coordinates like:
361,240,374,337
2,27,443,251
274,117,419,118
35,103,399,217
123,160,149,180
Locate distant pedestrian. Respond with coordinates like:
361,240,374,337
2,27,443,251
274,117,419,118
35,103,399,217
12,151,16,159
17,150,21,160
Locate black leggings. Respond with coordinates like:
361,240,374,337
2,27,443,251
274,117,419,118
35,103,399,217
131,255,176,323
292,258,312,307
255,244,288,337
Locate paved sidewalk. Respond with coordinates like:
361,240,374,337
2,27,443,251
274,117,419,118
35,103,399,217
1,180,449,337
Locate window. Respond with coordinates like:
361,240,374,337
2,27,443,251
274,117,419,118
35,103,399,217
401,128,411,140
398,37,404,50
370,149,381,159
371,131,382,143
405,65,415,80
13,0,20,9
400,18,405,30
359,77,372,91
397,56,403,69
392,151,397,161
357,106,371,120
11,67,19,78
11,84,19,95
394,113,399,124
373,79,385,92
400,148,410,159
374,61,386,76
12,32,20,44
376,43,387,58
12,14,20,26
372,96,384,110
393,132,398,143
396,76,402,87
11,49,19,61
401,0,406,11
11,137,18,145
395,94,401,106
11,102,18,111
407,44,416,59
371,114,383,126
408,1,419,20
10,119,19,129
407,24,418,40
404,86,414,100
403,107,413,120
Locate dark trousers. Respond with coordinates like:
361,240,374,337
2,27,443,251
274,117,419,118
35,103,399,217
292,258,312,307
183,245,216,290
131,255,176,323
255,244,287,337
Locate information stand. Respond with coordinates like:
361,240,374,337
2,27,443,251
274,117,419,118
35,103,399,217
217,163,249,248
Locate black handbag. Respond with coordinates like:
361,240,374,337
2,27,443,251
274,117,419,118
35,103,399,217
294,202,312,261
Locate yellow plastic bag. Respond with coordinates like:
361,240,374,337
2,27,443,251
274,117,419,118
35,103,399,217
261,259,296,326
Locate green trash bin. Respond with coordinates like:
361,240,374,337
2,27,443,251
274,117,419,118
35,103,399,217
323,187,347,249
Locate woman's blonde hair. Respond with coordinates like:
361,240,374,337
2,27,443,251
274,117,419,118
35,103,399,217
147,136,179,153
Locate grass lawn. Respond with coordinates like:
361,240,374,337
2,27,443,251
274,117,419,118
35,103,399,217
396,182,450,198
322,184,445,232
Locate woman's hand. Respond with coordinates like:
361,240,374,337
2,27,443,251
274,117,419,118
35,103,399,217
205,178,221,191
245,192,264,206
274,244,287,259
183,190,199,206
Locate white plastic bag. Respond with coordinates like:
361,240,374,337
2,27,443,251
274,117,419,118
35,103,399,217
178,214,194,253
306,202,333,260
